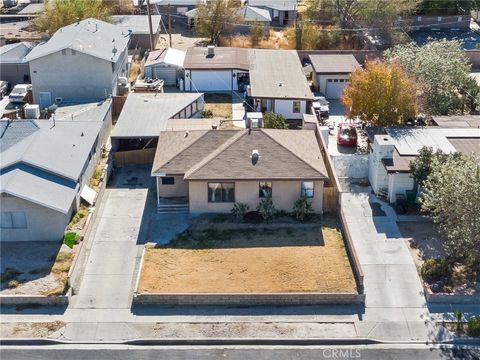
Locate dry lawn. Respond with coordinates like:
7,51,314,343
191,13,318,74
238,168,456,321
1,321,65,338
203,93,233,119
139,227,357,294
220,30,293,49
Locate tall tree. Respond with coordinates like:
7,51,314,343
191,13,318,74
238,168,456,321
385,40,472,116
341,59,419,125
249,21,264,47
421,154,480,274
33,0,111,35
418,0,480,15
195,0,241,45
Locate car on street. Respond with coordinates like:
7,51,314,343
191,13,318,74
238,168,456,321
9,84,32,103
0,81,9,98
337,123,357,146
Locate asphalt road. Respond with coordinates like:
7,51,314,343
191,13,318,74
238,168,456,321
1,345,479,360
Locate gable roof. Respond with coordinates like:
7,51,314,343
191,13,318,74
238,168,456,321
248,0,297,11
111,92,204,139
249,49,313,100
25,18,130,63
0,41,35,64
153,129,328,181
184,47,250,70
308,54,361,74
144,47,186,68
236,6,272,22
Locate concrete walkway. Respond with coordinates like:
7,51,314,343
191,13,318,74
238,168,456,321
231,94,246,128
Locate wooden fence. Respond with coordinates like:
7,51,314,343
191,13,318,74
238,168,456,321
114,148,156,166
112,95,127,118
322,187,338,212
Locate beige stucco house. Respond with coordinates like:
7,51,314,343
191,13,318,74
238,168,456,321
151,128,329,213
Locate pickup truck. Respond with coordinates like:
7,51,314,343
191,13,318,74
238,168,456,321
9,84,32,103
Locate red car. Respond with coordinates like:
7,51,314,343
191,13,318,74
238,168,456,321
337,123,357,146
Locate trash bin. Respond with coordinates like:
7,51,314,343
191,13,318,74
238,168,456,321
405,190,417,205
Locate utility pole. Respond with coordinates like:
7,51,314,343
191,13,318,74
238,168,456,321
146,0,155,51
168,3,172,48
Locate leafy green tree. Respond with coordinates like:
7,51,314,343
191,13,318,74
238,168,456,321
341,59,419,125
421,155,480,275
33,0,111,35
195,0,241,45
263,112,288,129
385,40,472,115
418,0,480,15
249,20,264,47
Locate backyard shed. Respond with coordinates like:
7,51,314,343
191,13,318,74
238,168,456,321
144,48,186,86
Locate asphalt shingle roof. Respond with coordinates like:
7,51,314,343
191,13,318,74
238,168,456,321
183,47,250,70
308,54,361,74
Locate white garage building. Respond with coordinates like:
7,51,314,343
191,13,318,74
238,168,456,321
309,54,361,99
183,47,250,92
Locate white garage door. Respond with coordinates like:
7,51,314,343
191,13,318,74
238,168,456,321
190,70,232,91
326,79,348,99
152,67,177,86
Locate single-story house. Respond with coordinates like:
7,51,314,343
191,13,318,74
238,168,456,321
25,18,130,108
309,54,361,99
431,115,480,128
247,0,297,26
367,124,480,203
111,15,162,51
143,47,186,86
0,102,110,241
183,46,249,92
155,0,203,17
151,128,329,213
248,49,313,120
0,20,42,46
110,92,204,153
0,41,35,85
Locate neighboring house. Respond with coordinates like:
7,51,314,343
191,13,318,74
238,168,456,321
248,49,313,120
111,92,204,152
367,123,480,203
17,3,45,15
0,21,41,46
151,128,329,213
309,54,361,99
25,18,130,108
247,0,297,26
111,15,161,51
144,47,186,86
183,46,249,92
0,42,35,85
155,0,203,17
407,14,470,30
0,101,111,241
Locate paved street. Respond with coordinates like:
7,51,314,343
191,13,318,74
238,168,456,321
2,344,479,360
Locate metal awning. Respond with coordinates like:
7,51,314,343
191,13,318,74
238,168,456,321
80,184,97,205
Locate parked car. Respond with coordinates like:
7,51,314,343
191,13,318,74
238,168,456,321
312,96,329,120
337,123,357,146
9,84,32,103
0,81,9,98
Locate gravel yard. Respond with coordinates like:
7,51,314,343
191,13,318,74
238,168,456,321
139,226,357,294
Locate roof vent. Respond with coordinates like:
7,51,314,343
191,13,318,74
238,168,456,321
277,81,284,87
184,130,189,138
207,45,215,57
251,149,260,165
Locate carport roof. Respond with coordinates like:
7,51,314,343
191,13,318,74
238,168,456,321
183,47,250,70
308,54,361,74
111,92,204,139
144,47,186,68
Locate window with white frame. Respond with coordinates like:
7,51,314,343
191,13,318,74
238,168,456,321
301,182,314,198
0,212,27,229
293,101,301,113
208,182,235,203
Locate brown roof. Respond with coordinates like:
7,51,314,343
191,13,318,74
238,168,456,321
152,129,328,180
382,149,416,173
431,115,480,129
183,47,249,70
448,137,480,156
308,54,361,74
152,130,238,175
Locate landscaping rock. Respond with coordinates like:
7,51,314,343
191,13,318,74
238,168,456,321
431,281,445,293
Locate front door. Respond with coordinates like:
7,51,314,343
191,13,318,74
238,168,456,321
38,92,52,109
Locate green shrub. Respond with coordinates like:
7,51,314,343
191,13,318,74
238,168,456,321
231,203,250,220
202,109,214,118
421,259,451,282
293,196,313,222
64,232,80,248
0,268,22,283
257,198,276,221
67,206,89,229
263,112,287,129
467,316,480,337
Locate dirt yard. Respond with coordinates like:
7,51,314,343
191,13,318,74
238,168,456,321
0,322,65,338
203,93,233,119
139,226,357,294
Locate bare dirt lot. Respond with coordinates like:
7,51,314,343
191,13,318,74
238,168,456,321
0,321,65,338
139,226,357,294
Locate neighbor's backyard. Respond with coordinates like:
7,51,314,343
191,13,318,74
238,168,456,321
203,93,232,119
138,222,357,294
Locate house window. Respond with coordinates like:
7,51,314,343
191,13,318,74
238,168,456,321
161,177,175,185
293,101,301,113
259,182,272,198
1,212,27,229
301,182,314,198
208,182,235,203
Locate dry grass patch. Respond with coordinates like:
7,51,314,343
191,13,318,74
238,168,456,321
41,251,74,296
139,226,356,294
203,93,232,119
2,321,65,338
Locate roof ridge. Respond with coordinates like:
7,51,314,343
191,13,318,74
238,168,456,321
184,130,246,179
152,130,210,173
260,129,328,179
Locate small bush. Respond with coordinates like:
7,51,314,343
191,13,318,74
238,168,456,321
263,112,287,129
1,268,22,283
202,109,214,118
467,316,480,337
257,198,276,221
293,196,313,222
64,232,80,248
7,280,19,289
231,203,250,220
67,206,89,229
421,259,451,282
